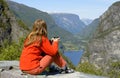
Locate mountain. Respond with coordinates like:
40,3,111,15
81,18,93,25
81,1,120,77
6,0,82,50
78,18,99,40
73,18,99,49
7,0,73,40
50,13,86,34
0,0,29,46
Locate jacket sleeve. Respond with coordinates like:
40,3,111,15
40,36,58,56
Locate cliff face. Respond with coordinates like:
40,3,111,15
81,1,120,73
0,0,28,46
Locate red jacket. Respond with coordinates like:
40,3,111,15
20,36,58,70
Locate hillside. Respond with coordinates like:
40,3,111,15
81,1,120,77
50,13,86,34
6,1,73,40
78,18,99,40
81,18,93,25
0,0,29,46
6,0,82,50
0,0,114,78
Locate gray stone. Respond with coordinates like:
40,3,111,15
81,1,120,73
0,61,108,78
0,0,28,46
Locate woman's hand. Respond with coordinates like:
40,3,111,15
53,37,60,42
51,37,60,42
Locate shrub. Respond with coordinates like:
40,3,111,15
0,38,24,60
108,61,120,78
76,62,103,76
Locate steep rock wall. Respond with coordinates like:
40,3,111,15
81,1,120,72
0,0,28,46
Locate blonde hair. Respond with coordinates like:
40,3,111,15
25,19,47,46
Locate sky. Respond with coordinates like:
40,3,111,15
11,0,119,20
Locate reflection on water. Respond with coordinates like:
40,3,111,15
63,50,83,66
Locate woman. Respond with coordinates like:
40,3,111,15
20,19,73,75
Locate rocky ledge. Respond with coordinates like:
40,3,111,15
0,61,108,78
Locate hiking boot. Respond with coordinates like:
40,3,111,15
49,64,74,74
60,66,74,74
49,64,60,74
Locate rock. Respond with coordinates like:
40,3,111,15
81,1,120,74
0,61,108,78
0,0,29,46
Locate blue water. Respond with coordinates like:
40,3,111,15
63,50,83,66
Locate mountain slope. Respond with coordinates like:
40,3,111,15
78,18,99,40
81,18,93,25
6,0,82,50
0,0,29,46
7,1,76,40
50,13,86,34
81,1,120,77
